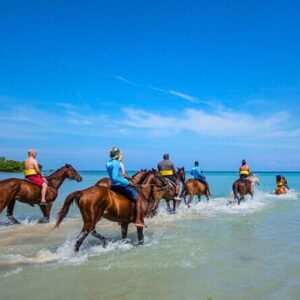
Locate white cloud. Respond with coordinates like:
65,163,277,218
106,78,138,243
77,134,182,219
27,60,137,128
120,107,298,138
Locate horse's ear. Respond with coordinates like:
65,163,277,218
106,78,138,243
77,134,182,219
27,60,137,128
183,167,185,170
65,163,70,168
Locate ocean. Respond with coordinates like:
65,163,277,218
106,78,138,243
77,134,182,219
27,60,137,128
0,171,299,300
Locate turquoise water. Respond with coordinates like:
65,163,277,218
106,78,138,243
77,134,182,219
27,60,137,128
0,171,299,300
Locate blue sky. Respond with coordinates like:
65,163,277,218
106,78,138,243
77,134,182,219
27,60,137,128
1,0,300,171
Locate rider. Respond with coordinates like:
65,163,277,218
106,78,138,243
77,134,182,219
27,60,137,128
239,159,251,180
282,176,290,190
191,161,211,196
106,147,145,227
23,149,48,206
157,154,181,200
276,175,288,192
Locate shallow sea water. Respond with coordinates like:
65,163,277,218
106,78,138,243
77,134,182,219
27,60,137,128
0,171,299,300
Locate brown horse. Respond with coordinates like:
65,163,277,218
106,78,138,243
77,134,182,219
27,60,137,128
232,175,259,205
0,164,82,224
94,169,148,187
180,178,211,207
151,167,186,214
55,171,160,252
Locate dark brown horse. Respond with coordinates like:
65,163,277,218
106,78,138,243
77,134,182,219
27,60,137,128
94,169,148,187
0,164,82,224
55,171,158,251
151,167,186,214
180,178,211,207
232,175,259,205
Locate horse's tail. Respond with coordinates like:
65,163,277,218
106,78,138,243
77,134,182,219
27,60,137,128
54,191,82,229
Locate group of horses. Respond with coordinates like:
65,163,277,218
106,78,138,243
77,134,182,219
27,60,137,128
0,165,280,252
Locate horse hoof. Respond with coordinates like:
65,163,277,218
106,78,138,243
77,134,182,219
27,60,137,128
138,240,144,245
102,239,108,248
7,216,21,224
38,217,49,224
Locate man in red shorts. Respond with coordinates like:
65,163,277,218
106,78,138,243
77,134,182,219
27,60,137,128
23,149,48,206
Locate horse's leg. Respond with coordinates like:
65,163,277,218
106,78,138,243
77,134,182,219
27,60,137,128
166,200,172,213
121,223,129,240
187,195,193,208
6,199,21,224
172,199,176,213
38,202,52,223
91,229,108,248
75,229,90,252
198,194,201,202
137,226,144,245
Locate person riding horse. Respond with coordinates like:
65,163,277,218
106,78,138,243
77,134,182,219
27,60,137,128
191,161,211,197
106,147,145,227
23,149,48,206
239,159,252,182
157,154,181,200
275,175,288,194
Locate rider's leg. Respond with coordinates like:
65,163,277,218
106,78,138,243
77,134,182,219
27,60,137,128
40,182,47,204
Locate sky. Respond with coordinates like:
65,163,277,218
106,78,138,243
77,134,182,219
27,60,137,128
1,0,300,171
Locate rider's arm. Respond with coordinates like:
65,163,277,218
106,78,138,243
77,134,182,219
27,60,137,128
171,163,176,175
33,160,41,174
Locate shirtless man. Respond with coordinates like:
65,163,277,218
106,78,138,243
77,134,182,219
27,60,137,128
23,149,48,205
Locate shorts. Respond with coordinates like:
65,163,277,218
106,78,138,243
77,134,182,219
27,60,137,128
26,174,45,187
110,185,137,201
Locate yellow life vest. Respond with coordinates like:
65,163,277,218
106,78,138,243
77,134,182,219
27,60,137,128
23,169,38,176
277,179,284,187
160,170,174,176
239,170,249,176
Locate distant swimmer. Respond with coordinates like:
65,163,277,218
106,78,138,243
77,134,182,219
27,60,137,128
191,161,211,196
23,149,48,206
157,153,181,200
106,147,145,227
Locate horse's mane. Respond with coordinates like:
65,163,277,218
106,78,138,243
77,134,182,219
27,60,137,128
46,165,69,179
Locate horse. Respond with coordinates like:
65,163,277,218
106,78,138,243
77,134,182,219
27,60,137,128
180,176,211,208
94,169,148,187
151,167,186,214
54,170,160,252
232,174,260,205
0,164,82,224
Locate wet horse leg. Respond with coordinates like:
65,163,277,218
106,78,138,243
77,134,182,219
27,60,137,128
166,200,172,213
75,230,90,252
172,199,176,213
198,194,201,202
6,199,21,224
121,223,129,240
38,202,52,223
137,226,144,245
91,229,108,248
187,195,193,208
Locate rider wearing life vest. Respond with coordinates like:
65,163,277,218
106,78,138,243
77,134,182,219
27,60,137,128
157,154,181,200
276,175,288,192
106,147,145,227
239,159,251,179
191,161,211,196
23,149,48,206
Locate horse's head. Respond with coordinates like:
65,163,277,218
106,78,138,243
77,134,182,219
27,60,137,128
64,164,82,182
250,174,260,185
177,167,186,184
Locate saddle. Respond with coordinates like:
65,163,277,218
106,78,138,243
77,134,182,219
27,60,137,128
157,176,176,189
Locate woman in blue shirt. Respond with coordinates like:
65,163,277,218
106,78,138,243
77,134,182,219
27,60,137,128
106,147,145,227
